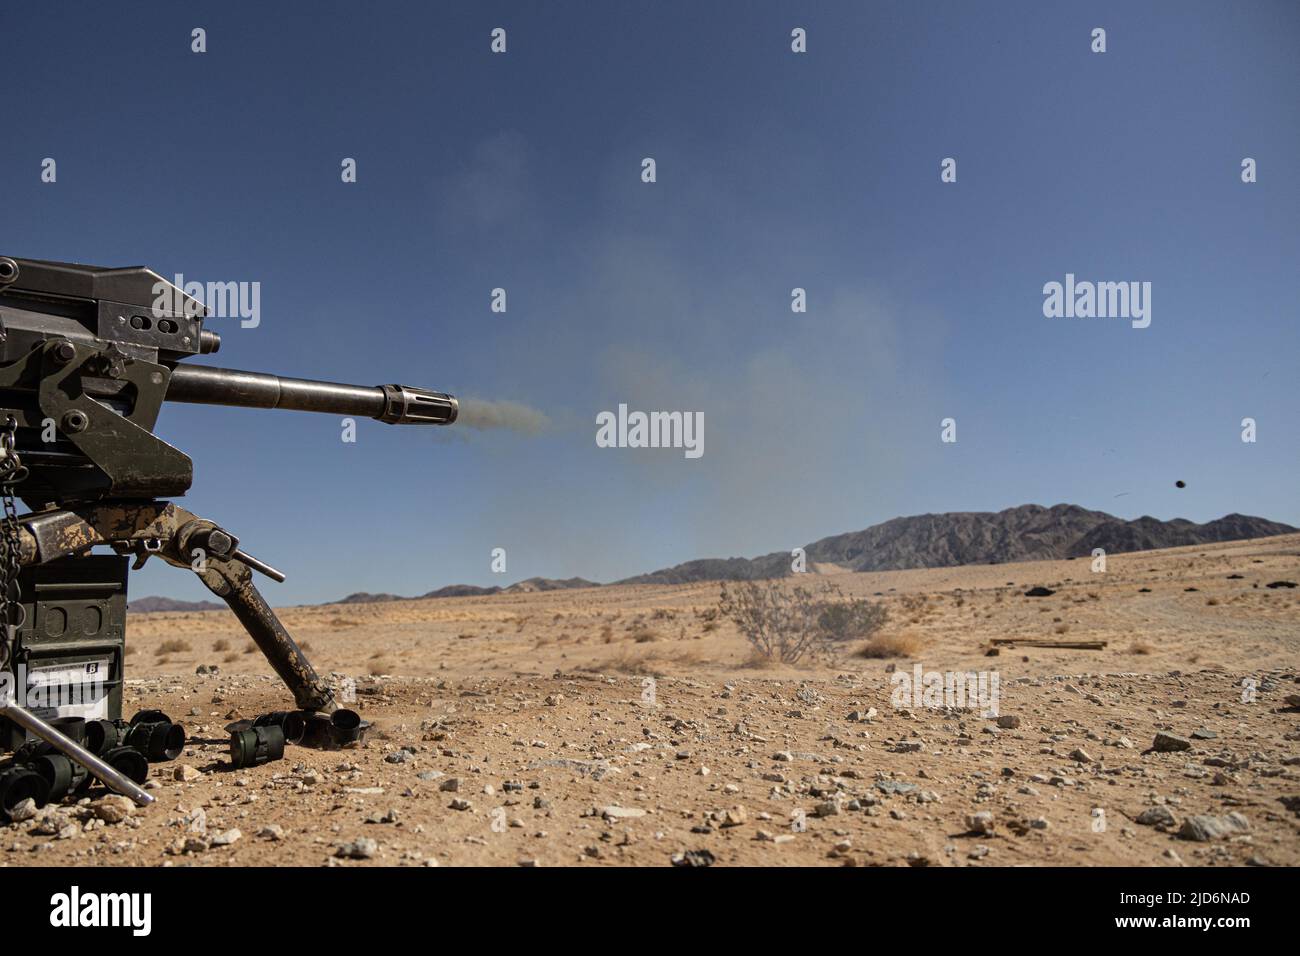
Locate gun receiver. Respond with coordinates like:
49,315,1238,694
0,257,457,504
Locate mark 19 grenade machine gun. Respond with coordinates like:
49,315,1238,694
0,257,457,763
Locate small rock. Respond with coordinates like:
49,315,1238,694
670,849,715,868
1151,732,1191,753
1136,806,1177,828
1178,812,1250,842
210,828,241,847
602,805,647,820
717,806,747,827
7,798,38,823
93,796,135,824
335,837,378,859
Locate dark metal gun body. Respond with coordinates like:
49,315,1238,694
0,255,457,741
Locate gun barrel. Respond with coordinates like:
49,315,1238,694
165,364,457,425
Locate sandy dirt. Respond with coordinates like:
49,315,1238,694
4,533,1299,867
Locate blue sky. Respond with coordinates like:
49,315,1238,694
2,1,1297,603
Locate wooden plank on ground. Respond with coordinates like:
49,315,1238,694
991,639,1108,650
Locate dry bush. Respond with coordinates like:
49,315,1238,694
1128,642,1153,655
212,638,230,652
740,647,781,668
243,643,257,654
327,617,358,629
367,659,389,675
603,644,702,675
156,639,190,656
222,652,239,663
600,624,614,643
632,628,658,643
719,580,887,664
1206,598,1219,606
1054,623,1070,634
858,631,924,659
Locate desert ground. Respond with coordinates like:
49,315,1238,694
5,533,1299,867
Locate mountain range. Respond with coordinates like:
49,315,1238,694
617,504,1296,585
127,504,1296,610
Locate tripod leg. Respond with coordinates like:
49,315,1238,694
14,500,340,715
196,556,337,713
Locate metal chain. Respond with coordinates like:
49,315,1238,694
0,415,27,668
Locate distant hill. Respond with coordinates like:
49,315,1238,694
503,577,599,593
420,584,503,599
334,577,598,605
134,505,1296,607
335,592,408,605
128,596,224,613
617,504,1297,585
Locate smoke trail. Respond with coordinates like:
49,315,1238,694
456,398,550,435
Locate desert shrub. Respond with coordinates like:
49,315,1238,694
858,631,923,659
212,638,230,652
718,580,887,664
156,639,190,656
817,599,889,645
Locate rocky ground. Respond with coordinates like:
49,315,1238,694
3,533,1298,867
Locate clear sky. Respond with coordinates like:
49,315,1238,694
2,1,1297,604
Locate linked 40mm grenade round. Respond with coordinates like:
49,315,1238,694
125,711,185,762
0,765,50,820
229,725,285,769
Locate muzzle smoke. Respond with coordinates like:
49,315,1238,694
456,398,550,435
